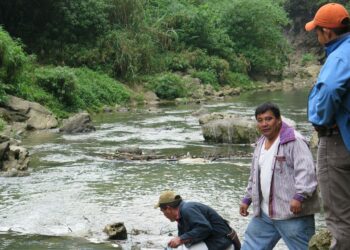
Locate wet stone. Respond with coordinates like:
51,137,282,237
103,222,128,240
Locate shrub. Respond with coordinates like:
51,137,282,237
191,70,220,90
147,73,186,100
165,53,190,72
184,49,230,83
0,26,28,86
301,53,316,66
18,80,68,117
223,0,290,75
0,117,5,132
225,72,255,89
73,67,131,110
35,66,77,106
18,65,131,116
92,30,160,79
0,80,6,102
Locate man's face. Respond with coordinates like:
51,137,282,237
161,206,177,222
256,110,281,140
316,28,328,45
315,27,337,45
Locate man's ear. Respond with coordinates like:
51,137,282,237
321,27,338,42
322,28,332,36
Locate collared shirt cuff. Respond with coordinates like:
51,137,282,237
242,197,252,205
293,194,305,202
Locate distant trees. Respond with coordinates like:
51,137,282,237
2,0,335,108
223,0,290,76
0,0,293,79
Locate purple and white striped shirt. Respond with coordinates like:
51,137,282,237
242,122,320,219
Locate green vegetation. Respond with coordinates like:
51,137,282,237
0,26,130,118
0,0,330,117
301,53,317,66
223,0,290,76
0,26,28,101
146,73,186,100
0,117,5,132
18,66,131,117
191,71,220,90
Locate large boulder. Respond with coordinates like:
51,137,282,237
0,95,58,130
199,113,297,144
199,113,259,144
59,112,96,134
143,91,159,105
0,137,30,177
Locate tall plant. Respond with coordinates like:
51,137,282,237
0,26,28,93
223,0,290,76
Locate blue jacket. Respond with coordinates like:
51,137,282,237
308,33,350,151
177,201,233,250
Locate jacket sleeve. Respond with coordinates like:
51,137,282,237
179,206,212,244
312,56,350,126
242,146,259,205
291,138,317,201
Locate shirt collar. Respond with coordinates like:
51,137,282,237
325,32,350,56
176,201,184,222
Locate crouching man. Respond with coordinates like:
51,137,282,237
155,190,240,250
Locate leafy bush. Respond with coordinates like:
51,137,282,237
18,65,131,116
301,53,316,66
35,66,77,106
191,70,217,85
0,117,5,132
17,78,68,117
0,81,6,102
225,72,255,89
0,26,28,85
183,49,230,83
80,30,161,79
73,67,131,110
109,0,145,29
223,0,290,75
165,53,190,72
147,73,186,100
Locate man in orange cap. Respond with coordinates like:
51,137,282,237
305,3,350,249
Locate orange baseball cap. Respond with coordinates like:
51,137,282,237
305,3,349,31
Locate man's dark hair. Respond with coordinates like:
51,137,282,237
333,17,350,35
317,17,350,35
255,102,281,119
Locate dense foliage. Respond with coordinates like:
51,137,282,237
0,0,292,78
0,27,130,117
18,66,131,116
0,26,28,102
223,0,290,75
1,0,346,116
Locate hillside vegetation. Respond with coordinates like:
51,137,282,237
0,0,349,120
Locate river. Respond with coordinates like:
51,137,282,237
0,88,325,250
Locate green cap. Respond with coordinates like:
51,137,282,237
154,190,182,208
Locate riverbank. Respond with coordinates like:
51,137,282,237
0,59,320,180
0,61,320,136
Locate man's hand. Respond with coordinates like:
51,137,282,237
240,203,250,217
290,199,302,214
168,236,182,248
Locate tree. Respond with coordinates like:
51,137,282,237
223,0,290,76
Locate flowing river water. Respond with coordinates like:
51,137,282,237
0,88,326,250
